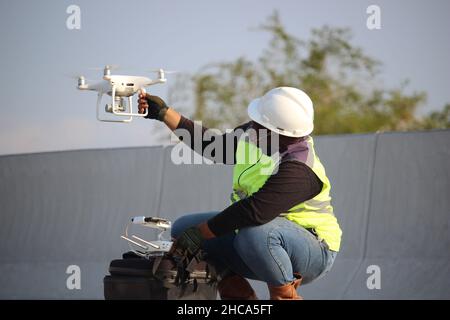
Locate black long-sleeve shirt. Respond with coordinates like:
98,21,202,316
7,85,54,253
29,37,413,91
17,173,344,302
175,116,323,237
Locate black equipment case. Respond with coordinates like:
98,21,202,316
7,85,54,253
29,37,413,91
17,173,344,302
103,252,218,300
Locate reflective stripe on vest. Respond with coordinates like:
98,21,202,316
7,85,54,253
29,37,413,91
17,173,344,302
231,135,342,251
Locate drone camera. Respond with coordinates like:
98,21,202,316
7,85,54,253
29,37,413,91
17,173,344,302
105,101,126,113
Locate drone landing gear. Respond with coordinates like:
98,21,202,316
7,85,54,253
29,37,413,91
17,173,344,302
96,86,148,123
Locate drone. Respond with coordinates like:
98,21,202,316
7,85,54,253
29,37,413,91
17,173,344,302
76,65,172,123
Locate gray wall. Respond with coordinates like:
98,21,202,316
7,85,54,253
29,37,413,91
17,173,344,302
0,130,449,299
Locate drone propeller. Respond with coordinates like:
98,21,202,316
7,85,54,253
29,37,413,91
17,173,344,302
88,64,120,71
63,74,95,82
148,69,178,74
64,74,82,79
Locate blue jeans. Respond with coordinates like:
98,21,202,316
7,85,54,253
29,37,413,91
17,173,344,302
171,212,337,286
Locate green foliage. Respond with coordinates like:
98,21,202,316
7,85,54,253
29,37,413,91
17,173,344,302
169,11,449,134
421,104,450,130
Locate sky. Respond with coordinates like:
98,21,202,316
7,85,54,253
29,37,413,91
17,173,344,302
0,0,449,156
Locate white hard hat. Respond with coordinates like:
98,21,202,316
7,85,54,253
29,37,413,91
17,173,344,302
247,87,314,137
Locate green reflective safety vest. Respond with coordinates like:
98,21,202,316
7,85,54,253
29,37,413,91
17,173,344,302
231,136,342,252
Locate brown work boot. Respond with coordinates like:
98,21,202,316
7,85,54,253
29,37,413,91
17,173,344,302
218,274,258,300
268,275,303,300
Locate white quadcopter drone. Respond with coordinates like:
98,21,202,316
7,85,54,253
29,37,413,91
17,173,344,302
76,65,171,123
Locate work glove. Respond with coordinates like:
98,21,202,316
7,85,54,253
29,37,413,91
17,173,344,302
137,92,169,121
170,223,216,288
172,226,205,259
170,222,216,260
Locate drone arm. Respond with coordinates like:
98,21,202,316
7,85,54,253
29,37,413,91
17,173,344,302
144,79,167,87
